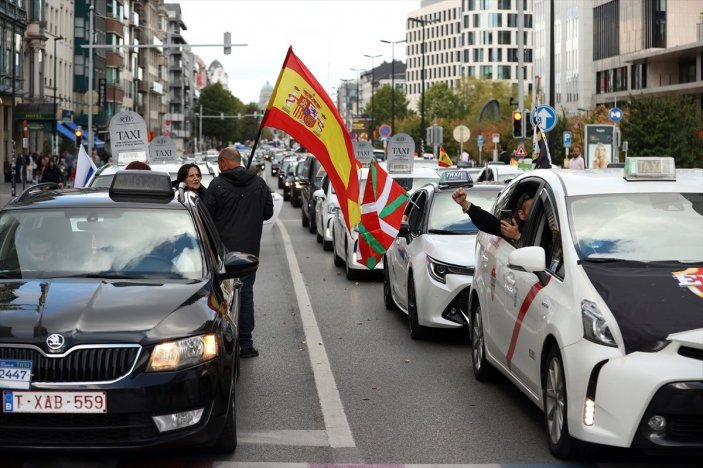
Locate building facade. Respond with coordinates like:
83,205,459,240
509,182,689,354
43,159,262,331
165,2,194,156
0,0,27,166
207,59,228,90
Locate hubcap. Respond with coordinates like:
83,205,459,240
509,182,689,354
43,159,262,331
545,357,565,445
472,310,483,370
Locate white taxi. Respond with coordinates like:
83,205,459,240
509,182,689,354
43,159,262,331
469,158,703,458
331,165,440,280
313,174,338,251
384,170,502,339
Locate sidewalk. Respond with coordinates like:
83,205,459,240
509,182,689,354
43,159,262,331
0,180,32,207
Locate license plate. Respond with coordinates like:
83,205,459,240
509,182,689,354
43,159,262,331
0,360,32,390
3,391,107,413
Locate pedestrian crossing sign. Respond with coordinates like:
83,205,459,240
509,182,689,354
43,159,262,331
515,144,527,157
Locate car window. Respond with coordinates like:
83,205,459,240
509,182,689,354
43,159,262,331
526,189,564,278
0,209,205,279
408,192,427,236
569,192,703,262
429,189,501,234
393,177,439,194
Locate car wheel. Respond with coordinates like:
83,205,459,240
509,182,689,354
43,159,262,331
308,206,316,233
322,238,332,251
302,208,309,227
345,241,358,281
316,230,323,243
333,233,344,267
543,345,582,459
208,389,237,453
283,190,290,201
471,303,499,381
383,259,397,311
407,275,427,339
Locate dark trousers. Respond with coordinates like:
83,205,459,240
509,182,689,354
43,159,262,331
239,272,256,349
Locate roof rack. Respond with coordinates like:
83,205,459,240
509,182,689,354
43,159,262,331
16,182,63,202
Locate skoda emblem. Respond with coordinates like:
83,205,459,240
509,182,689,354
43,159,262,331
46,334,65,352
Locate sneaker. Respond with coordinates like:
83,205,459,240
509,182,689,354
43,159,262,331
240,346,259,358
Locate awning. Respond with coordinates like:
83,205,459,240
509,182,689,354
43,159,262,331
57,122,105,149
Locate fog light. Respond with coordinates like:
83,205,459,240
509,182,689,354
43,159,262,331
647,415,667,433
584,398,595,426
152,408,205,432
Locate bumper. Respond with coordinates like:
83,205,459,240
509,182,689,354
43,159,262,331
0,360,232,451
562,340,703,449
417,273,471,329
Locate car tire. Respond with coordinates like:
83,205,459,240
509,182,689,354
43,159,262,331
208,389,237,453
383,259,397,311
345,241,358,281
316,231,323,243
333,233,344,267
308,206,316,234
543,345,583,459
471,303,499,382
407,275,427,339
283,190,290,201
302,209,309,227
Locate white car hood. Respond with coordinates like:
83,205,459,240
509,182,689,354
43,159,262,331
423,234,477,267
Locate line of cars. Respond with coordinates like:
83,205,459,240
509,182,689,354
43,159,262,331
284,154,703,459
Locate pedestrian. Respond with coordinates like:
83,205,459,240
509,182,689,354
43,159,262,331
41,157,64,185
569,146,585,170
204,147,273,358
64,151,74,181
125,161,151,170
498,144,510,165
175,163,206,198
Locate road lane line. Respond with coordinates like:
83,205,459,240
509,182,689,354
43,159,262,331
238,430,328,446
276,219,356,448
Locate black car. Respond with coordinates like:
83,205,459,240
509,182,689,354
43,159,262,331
278,156,298,190
290,159,306,208
299,155,325,234
0,172,257,452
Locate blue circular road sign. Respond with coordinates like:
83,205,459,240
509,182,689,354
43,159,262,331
378,124,392,138
532,105,557,132
608,107,623,123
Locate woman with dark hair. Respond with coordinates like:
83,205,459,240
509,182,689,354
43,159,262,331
176,163,206,198
41,157,64,185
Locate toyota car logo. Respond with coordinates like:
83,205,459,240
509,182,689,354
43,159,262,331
46,334,65,352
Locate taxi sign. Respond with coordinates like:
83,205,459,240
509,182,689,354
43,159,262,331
438,169,473,188
0,360,32,390
109,170,174,202
624,157,676,181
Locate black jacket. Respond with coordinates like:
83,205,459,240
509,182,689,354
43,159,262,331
204,167,273,257
467,203,501,237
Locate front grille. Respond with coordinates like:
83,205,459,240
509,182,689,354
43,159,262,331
0,412,158,445
0,346,140,383
668,415,703,441
679,346,703,361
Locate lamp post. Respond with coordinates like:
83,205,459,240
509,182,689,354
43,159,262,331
52,35,64,155
408,16,438,148
364,54,381,142
380,39,406,134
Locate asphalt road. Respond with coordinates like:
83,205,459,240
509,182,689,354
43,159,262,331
3,173,701,467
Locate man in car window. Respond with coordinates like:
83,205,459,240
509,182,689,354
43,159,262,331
452,188,532,242
205,147,273,359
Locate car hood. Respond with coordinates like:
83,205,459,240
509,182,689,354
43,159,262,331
0,279,216,352
424,234,477,267
582,261,703,353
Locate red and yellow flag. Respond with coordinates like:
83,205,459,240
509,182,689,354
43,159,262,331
438,147,452,167
261,47,360,229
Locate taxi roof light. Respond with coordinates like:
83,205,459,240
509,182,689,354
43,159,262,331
438,169,473,189
109,170,175,203
624,157,676,181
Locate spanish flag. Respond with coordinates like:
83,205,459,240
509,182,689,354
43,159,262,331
438,146,452,167
261,47,360,230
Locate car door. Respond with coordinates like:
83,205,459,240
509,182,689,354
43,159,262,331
505,184,567,395
391,190,427,311
315,175,329,237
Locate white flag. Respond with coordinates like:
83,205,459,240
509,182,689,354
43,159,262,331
73,145,97,188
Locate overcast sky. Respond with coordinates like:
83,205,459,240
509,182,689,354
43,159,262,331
176,0,420,105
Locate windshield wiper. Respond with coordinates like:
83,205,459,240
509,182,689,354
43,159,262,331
581,258,628,263
428,229,470,235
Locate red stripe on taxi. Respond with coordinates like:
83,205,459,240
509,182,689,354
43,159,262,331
506,277,550,369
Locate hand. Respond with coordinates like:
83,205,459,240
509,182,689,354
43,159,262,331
452,188,469,211
500,219,520,240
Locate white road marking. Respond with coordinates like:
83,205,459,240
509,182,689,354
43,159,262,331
215,463,502,468
238,430,328,446
276,219,356,448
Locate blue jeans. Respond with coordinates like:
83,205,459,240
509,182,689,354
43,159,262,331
239,272,256,349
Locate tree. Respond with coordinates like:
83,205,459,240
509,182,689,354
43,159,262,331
196,83,242,147
621,95,703,168
425,82,462,121
362,85,411,130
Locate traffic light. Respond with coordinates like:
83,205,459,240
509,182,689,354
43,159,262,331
74,129,83,148
224,32,231,55
512,110,523,138
524,110,534,137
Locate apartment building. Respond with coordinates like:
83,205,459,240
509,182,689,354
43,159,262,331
0,0,27,165
135,0,168,135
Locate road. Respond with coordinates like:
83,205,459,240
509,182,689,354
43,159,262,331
2,173,700,467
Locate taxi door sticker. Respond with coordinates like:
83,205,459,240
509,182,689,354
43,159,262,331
673,268,703,299
506,278,550,370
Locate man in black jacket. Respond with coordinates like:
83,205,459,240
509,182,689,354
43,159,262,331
204,147,274,358
452,188,532,242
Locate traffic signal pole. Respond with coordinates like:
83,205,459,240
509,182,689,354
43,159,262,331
517,0,525,148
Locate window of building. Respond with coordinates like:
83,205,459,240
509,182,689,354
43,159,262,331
679,59,695,83
467,31,475,45
507,48,518,62
498,30,511,45
464,49,470,63
488,48,502,62
480,65,493,79
524,49,532,62
631,63,646,89
482,31,493,45
497,65,511,79
467,65,476,77
498,0,511,10
480,0,491,8
593,0,620,60
467,0,476,10
473,14,481,28
507,13,517,28
489,13,502,27
644,0,667,48
473,48,484,62
524,14,532,28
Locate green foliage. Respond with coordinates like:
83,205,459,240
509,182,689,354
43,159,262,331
196,83,264,146
621,95,703,168
362,85,411,130
425,82,462,121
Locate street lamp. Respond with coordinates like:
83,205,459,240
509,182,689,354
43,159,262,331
380,39,406,134
364,54,381,142
52,35,64,155
408,16,438,148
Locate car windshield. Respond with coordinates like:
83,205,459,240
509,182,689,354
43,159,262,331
0,208,205,279
429,189,501,234
91,171,214,189
569,192,703,262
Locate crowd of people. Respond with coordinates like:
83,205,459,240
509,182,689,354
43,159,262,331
3,147,111,186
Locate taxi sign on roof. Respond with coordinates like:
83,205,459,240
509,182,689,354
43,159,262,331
439,169,473,187
624,156,676,181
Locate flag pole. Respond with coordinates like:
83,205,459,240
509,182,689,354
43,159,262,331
245,122,265,170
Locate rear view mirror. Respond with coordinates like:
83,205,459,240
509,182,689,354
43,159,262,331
221,251,259,279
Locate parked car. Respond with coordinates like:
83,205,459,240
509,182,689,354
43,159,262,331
299,155,325,233
0,171,258,452
384,171,502,339
474,164,526,183
289,159,306,208
283,159,303,202
469,159,703,458
331,164,440,280
313,174,338,250
278,156,298,189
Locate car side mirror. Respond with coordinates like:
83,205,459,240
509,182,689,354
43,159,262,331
221,251,259,279
398,221,411,239
508,247,548,286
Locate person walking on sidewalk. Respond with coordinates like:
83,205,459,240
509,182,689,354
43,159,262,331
204,147,273,358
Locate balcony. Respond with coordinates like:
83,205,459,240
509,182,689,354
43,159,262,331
138,80,148,93
106,51,124,68
170,113,185,122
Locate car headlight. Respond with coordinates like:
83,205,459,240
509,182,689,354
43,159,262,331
581,300,617,347
147,334,218,372
285,181,292,187
426,256,475,284
295,182,304,189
